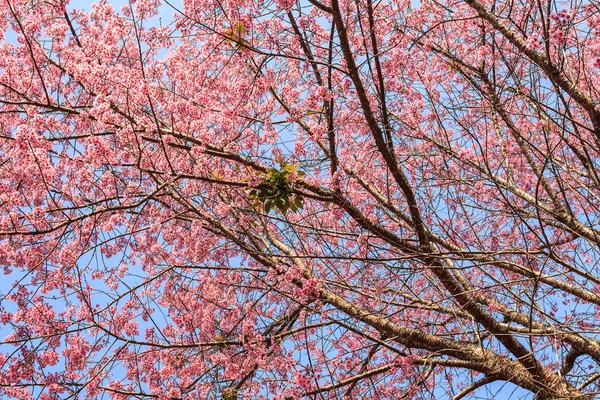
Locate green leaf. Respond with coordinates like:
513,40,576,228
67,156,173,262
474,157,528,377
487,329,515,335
275,198,285,213
224,22,246,48
235,21,245,36
289,200,297,213
283,163,297,173
224,30,236,43
223,388,238,400
294,197,304,209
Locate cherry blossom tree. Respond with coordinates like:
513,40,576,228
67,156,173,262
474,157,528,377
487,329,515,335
2,0,600,398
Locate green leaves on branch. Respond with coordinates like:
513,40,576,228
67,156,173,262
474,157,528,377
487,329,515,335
248,162,305,214
222,388,238,400
224,22,249,48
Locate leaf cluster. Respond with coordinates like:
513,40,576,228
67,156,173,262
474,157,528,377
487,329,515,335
224,22,249,47
248,162,305,214
222,388,238,400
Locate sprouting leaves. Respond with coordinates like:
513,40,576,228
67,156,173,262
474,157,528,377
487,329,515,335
248,162,305,214
222,388,238,400
224,22,249,48
306,107,323,116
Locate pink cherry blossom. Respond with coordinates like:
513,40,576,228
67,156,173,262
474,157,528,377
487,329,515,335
1,0,600,399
